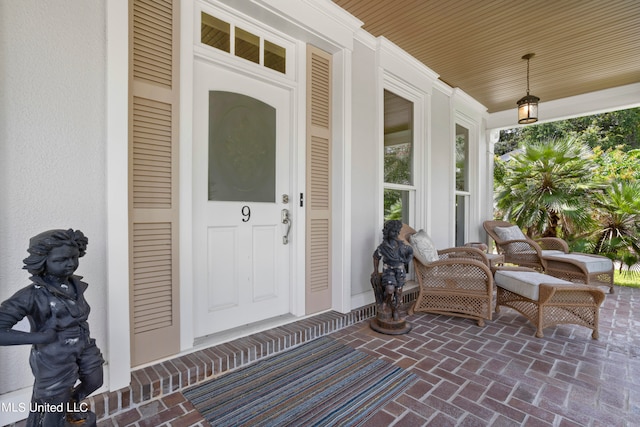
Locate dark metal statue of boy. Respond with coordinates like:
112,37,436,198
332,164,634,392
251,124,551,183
372,220,413,322
0,229,104,427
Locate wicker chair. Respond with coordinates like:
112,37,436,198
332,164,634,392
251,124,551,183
483,220,614,293
400,225,494,326
483,220,549,271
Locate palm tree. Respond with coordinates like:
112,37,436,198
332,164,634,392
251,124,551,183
495,136,597,238
591,180,640,272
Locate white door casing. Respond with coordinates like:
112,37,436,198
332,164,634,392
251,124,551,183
193,60,292,337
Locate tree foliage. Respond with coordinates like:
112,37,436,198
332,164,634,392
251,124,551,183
495,107,640,156
495,137,597,238
591,180,640,262
494,107,640,272
591,147,640,182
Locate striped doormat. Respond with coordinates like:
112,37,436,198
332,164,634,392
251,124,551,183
184,336,418,426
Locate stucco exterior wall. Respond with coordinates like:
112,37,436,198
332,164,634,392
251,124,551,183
349,39,379,303
0,0,108,398
453,93,491,245
429,87,455,248
347,37,489,306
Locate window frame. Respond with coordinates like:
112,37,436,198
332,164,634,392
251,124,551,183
196,3,295,80
453,114,478,246
380,77,425,230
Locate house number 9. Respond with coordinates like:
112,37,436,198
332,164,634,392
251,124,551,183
241,206,251,222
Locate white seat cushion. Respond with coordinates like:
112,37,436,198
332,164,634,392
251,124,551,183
494,270,573,301
541,250,564,257
542,253,613,273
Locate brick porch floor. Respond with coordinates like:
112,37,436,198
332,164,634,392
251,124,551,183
7,285,640,426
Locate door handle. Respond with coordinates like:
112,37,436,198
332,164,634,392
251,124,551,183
281,209,291,244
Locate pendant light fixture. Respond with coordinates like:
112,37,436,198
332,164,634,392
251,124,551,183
517,53,540,124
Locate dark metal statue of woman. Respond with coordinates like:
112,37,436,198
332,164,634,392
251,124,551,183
0,229,103,427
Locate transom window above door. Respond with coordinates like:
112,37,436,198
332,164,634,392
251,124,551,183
201,12,286,74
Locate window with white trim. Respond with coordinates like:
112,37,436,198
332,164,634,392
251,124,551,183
383,89,415,225
455,123,470,246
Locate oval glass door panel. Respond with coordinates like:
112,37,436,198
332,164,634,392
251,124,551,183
208,91,276,202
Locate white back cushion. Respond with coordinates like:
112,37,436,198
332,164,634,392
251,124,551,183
494,225,526,242
409,229,439,264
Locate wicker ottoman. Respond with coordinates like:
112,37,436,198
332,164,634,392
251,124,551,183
494,267,606,338
542,252,614,293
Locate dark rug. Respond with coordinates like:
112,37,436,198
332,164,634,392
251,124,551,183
184,336,418,426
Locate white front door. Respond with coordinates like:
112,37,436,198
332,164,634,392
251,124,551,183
193,59,292,337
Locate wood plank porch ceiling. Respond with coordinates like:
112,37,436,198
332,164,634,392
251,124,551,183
333,0,640,113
